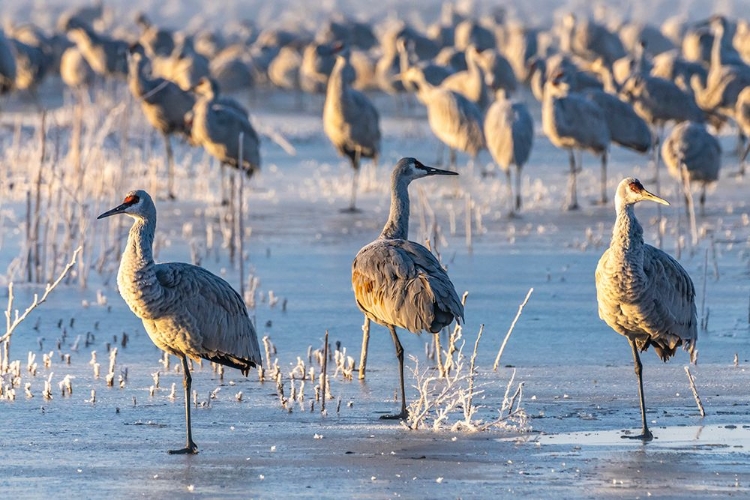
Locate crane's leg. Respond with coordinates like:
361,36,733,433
515,165,523,212
163,132,176,200
504,168,514,216
622,339,653,441
169,355,199,454
567,149,579,210
700,185,706,217
599,152,608,205
449,148,457,170
343,150,362,213
358,316,370,380
736,140,750,177
381,325,408,420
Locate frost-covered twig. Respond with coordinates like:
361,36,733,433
684,366,705,417
1,247,81,364
493,288,533,371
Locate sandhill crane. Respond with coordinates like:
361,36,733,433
396,39,452,89
190,77,261,182
661,121,721,215
618,71,704,187
268,46,302,91
542,70,610,209
401,67,485,169
352,158,464,419
454,19,496,52
475,48,517,96
65,20,128,79
618,23,674,56
560,13,626,65
527,54,602,103
440,46,490,111
484,90,533,214
582,86,652,157
127,45,195,200
60,45,95,90
0,29,17,93
300,41,341,94
98,190,261,454
162,34,211,91
323,45,381,212
596,177,697,440
735,87,750,176
8,34,50,95
135,12,174,58
612,40,652,86
57,1,105,32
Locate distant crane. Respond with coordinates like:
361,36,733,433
323,44,381,212
97,190,262,454
483,90,534,214
596,177,697,440
735,86,750,176
401,67,485,169
352,158,464,419
65,19,128,78
661,121,721,215
127,44,195,200
189,77,261,178
440,45,490,111
541,70,610,209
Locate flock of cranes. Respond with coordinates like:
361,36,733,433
0,2,739,451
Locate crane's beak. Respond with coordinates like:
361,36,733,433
424,165,458,176
642,189,670,206
97,203,130,219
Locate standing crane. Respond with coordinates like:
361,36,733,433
440,45,490,111
542,70,610,209
596,177,697,440
661,121,721,215
97,190,261,454
127,44,195,200
65,19,128,79
401,67,485,169
483,90,534,214
323,44,381,212
189,77,261,178
352,158,464,419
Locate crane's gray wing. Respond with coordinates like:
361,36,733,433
511,102,534,166
155,262,262,369
554,95,610,151
429,90,485,153
639,245,697,360
345,89,381,151
352,239,464,334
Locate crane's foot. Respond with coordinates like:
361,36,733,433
379,410,408,420
591,198,608,206
168,193,177,201
506,210,521,219
339,206,362,214
620,430,653,442
566,202,580,211
728,170,745,179
168,442,199,455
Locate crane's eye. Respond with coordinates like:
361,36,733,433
124,194,140,205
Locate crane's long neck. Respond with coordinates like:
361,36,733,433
326,58,348,98
710,24,724,71
610,204,644,263
380,176,410,240
118,215,163,316
128,58,152,98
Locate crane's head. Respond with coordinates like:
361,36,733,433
191,77,218,98
97,190,154,221
615,177,669,211
393,157,458,184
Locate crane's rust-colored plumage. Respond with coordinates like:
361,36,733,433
98,190,261,454
595,178,697,440
352,158,464,419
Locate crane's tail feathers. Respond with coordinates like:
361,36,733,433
203,353,259,376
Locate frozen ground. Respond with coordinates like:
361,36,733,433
0,2,749,498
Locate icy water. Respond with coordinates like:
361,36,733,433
1,2,750,496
